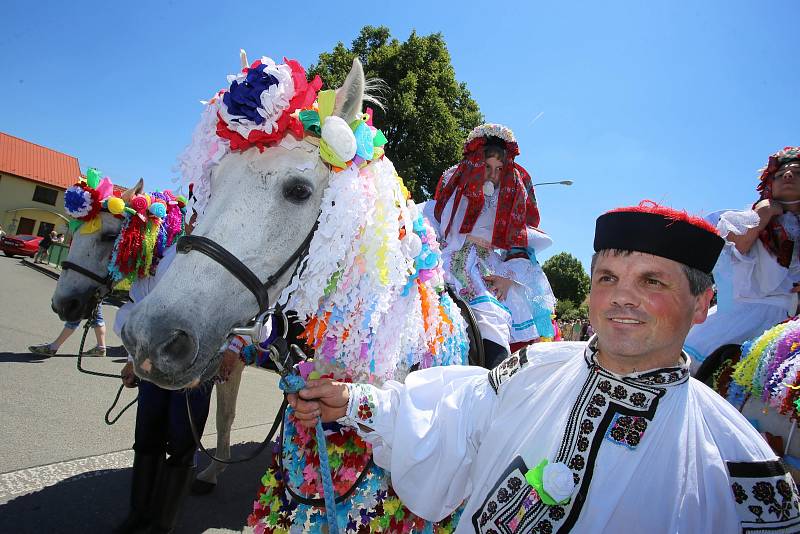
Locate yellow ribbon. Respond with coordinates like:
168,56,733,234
79,216,102,234
317,89,335,126
319,141,348,169
316,89,348,168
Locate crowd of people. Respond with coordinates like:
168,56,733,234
33,127,800,532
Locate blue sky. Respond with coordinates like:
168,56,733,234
2,0,797,268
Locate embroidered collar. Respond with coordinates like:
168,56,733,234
583,336,690,387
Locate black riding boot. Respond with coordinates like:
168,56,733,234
483,339,510,370
148,462,194,533
114,451,163,534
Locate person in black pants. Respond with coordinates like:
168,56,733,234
114,212,229,533
114,376,213,534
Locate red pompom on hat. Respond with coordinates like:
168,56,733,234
594,201,724,274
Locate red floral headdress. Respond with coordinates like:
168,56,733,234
433,123,540,250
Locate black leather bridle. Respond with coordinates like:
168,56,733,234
59,212,121,317
177,222,320,466
175,221,317,317
61,260,114,288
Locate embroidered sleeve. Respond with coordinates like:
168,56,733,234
226,335,247,355
488,347,529,394
726,459,800,532
337,383,386,436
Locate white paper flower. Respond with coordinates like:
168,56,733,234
466,123,516,144
542,462,575,504
321,116,357,162
402,233,423,258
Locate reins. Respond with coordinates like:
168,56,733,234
75,304,138,425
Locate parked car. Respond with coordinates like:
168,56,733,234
1,234,43,257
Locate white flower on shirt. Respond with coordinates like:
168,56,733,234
542,462,576,504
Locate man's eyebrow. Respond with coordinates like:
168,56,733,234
640,270,670,279
594,268,616,276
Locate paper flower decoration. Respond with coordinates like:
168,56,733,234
65,185,95,219
321,116,357,164
216,57,322,152
525,459,575,505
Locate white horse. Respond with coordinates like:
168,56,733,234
52,179,140,320
120,55,471,531
51,176,244,492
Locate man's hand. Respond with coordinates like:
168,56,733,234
484,274,514,300
287,378,350,428
218,349,239,382
121,361,138,388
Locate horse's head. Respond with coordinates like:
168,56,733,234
122,57,367,388
52,179,143,321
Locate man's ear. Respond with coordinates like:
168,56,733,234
691,287,715,325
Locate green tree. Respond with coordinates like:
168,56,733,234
308,26,483,200
542,252,591,307
555,299,589,323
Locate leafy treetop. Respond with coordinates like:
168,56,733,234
308,26,483,200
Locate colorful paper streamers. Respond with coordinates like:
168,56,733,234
731,317,800,418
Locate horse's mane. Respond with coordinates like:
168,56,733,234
279,156,468,384
362,78,387,111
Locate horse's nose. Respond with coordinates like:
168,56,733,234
52,295,87,322
155,329,198,371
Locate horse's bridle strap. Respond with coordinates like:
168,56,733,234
61,260,113,287
176,235,272,311
176,222,318,314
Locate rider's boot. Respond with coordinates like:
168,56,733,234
113,451,163,534
147,460,194,533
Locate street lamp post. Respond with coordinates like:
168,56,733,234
532,180,573,187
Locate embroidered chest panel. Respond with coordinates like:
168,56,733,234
473,364,679,533
728,459,800,533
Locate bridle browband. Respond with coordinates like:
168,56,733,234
175,220,318,316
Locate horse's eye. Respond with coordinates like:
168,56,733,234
101,233,118,242
284,182,313,203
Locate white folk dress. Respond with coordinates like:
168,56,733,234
685,210,800,365
422,186,555,353
338,340,800,533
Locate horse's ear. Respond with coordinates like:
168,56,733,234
121,178,145,203
334,57,365,124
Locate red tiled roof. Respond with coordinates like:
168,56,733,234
0,132,81,190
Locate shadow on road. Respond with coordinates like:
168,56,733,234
0,442,271,533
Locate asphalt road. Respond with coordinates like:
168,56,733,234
0,255,285,533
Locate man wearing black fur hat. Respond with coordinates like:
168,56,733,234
289,201,800,533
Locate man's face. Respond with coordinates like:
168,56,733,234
589,251,712,368
770,161,800,202
484,156,503,185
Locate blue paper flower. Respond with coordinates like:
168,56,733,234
64,185,92,218
223,64,280,125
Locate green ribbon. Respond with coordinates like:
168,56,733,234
299,110,321,136
524,459,571,506
86,168,101,189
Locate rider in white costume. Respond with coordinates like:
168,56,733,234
423,124,556,368
686,147,800,368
